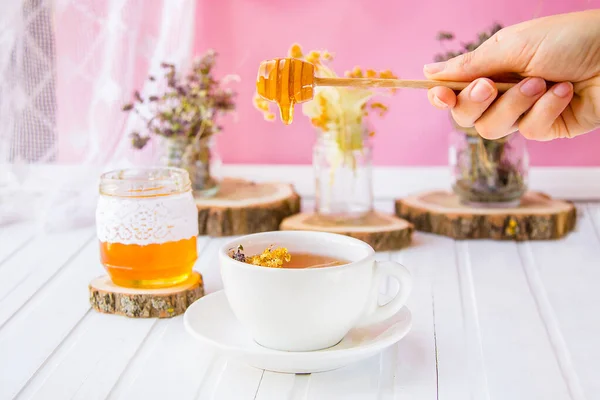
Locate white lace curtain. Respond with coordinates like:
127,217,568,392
0,0,197,231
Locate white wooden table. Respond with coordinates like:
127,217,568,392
1,175,599,399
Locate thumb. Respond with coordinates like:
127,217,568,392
424,32,528,81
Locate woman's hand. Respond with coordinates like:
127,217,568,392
424,10,600,141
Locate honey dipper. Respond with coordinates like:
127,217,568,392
256,58,518,125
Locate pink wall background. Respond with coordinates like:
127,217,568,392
194,0,600,166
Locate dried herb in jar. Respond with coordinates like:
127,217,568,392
435,23,527,205
451,125,526,204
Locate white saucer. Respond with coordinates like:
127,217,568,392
183,290,412,374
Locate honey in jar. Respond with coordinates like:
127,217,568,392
96,167,199,288
256,58,315,125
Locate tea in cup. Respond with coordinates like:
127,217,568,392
219,231,412,352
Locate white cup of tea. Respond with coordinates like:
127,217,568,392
219,230,413,352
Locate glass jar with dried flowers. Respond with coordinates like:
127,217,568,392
435,24,529,207
312,124,374,221
253,43,397,222
123,49,237,198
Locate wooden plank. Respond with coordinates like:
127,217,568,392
17,312,156,400
44,237,213,400
381,237,439,400
19,236,211,400
367,233,457,400
0,227,94,327
460,239,570,399
202,360,264,400
0,240,102,399
254,372,297,400
0,222,36,264
104,318,218,400
416,234,469,400
516,202,600,399
103,319,179,399
306,354,382,400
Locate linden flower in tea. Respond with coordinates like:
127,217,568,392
229,244,349,269
229,245,292,268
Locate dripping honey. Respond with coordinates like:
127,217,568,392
256,58,314,124
100,237,197,288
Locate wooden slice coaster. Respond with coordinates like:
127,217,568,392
395,190,577,240
280,211,413,251
196,178,301,236
89,272,204,318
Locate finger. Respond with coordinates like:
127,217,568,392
423,28,529,81
474,77,547,139
427,86,457,109
451,78,498,128
518,82,574,141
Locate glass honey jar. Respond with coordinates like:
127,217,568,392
96,167,199,288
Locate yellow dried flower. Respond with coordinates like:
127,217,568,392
366,69,377,78
345,66,363,78
246,245,292,268
253,95,269,111
252,93,276,121
312,94,335,129
504,218,518,236
379,69,397,79
288,43,303,58
371,102,388,116
322,51,333,61
378,69,399,93
306,51,321,65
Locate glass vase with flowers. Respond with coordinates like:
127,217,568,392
122,49,238,198
253,43,398,222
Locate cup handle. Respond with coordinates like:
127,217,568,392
355,260,413,328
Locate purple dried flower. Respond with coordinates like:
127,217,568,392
230,245,246,262
131,132,150,149
436,31,454,41
434,23,504,62
124,49,237,149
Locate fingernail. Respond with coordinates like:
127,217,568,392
432,95,449,109
520,77,546,97
469,79,494,103
553,82,573,98
424,62,446,74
